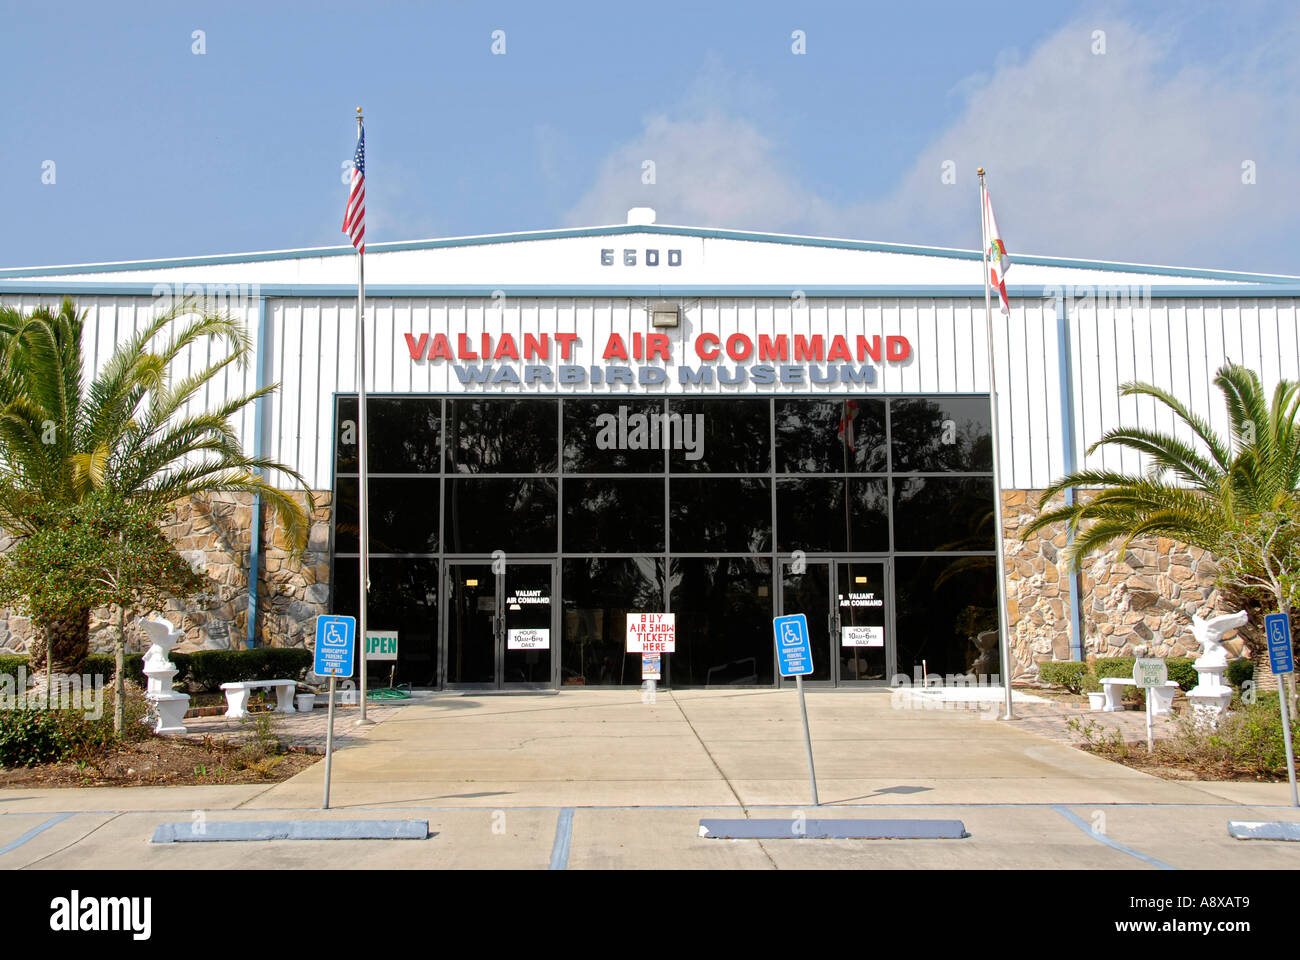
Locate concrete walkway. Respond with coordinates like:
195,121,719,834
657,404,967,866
1,688,1297,869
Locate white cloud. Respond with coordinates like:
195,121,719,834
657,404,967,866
562,112,835,232
562,13,1300,273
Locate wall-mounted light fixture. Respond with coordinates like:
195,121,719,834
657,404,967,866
650,301,680,328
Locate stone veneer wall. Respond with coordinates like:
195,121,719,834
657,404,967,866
0,491,332,657
0,487,1242,674
1002,490,1240,679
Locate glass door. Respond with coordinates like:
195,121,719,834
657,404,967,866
779,559,834,684
835,560,890,683
779,558,891,686
446,561,556,689
502,562,555,688
446,563,497,687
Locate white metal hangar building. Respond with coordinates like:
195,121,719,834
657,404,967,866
1,208,1297,689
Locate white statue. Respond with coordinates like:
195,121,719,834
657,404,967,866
140,617,191,735
1190,611,1248,667
1186,609,1248,729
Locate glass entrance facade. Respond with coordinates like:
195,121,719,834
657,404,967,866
330,394,1001,688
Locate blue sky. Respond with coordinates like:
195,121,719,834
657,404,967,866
2,0,1297,274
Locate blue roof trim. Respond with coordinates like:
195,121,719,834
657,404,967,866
0,223,1296,284
4,282,1300,299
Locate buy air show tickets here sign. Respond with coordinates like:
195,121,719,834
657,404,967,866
627,613,676,653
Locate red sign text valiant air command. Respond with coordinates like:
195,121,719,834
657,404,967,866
402,331,913,388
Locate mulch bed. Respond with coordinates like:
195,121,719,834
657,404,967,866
1078,741,1288,782
0,735,319,788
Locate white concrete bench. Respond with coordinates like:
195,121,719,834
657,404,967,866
220,680,298,718
1148,681,1180,717
1097,677,1180,714
1099,677,1134,712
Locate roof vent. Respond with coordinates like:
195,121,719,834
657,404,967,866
627,207,656,225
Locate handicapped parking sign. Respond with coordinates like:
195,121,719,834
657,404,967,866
774,614,814,677
314,615,356,678
1266,613,1294,675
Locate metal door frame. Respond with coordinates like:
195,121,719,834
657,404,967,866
832,557,894,686
499,558,559,690
777,558,835,687
441,557,558,691
778,556,894,687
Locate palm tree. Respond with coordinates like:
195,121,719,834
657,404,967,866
0,297,313,674
1023,361,1300,683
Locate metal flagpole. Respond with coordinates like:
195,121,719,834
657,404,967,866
355,106,373,725
978,167,1016,722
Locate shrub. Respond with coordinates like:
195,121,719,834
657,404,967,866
1227,658,1254,688
1166,659,1199,692
0,709,76,767
0,648,313,694
1080,671,1102,694
1093,657,1136,680
181,648,313,692
84,654,147,687
1038,661,1091,693
1196,692,1300,776
0,656,26,685
1094,657,1198,692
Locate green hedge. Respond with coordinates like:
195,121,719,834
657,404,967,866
1038,661,1091,694
85,654,146,683
1226,659,1254,688
1094,657,1198,692
0,709,75,766
180,648,313,691
0,648,312,693
0,653,146,684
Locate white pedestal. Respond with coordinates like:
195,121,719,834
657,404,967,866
1184,610,1248,731
1149,681,1180,717
1187,660,1233,730
152,694,191,734
140,618,191,736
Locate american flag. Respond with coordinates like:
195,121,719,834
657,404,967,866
837,399,858,452
342,126,365,253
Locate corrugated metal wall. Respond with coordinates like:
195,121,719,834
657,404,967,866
0,291,261,479
4,292,1298,491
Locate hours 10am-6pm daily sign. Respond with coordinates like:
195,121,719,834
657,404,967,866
774,614,819,806
315,615,356,810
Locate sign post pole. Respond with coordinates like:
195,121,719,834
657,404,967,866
774,614,818,807
322,676,337,810
1265,613,1299,808
1133,657,1166,755
795,673,819,807
1145,688,1153,754
1277,685,1297,808
314,615,356,811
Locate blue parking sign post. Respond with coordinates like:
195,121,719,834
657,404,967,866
1264,613,1298,807
774,614,818,806
315,615,356,810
